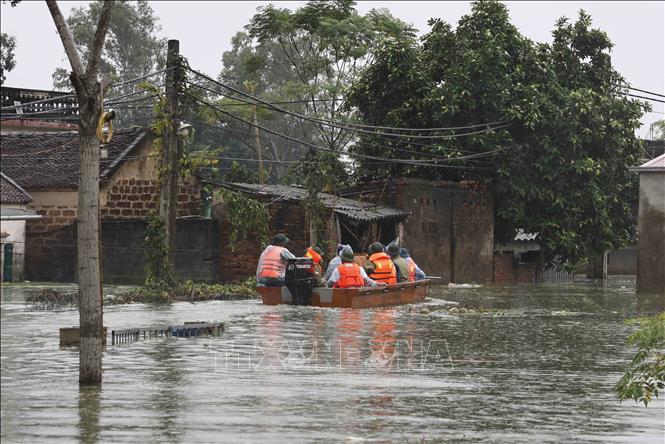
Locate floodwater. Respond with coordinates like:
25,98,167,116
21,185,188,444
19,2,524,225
1,278,663,443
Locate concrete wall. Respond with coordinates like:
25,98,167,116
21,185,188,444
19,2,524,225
347,179,494,283
0,209,27,281
493,252,537,284
608,248,637,275
637,172,665,294
26,218,220,284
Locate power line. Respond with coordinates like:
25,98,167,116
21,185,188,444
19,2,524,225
189,95,493,170
628,87,665,99
185,68,510,136
624,93,665,104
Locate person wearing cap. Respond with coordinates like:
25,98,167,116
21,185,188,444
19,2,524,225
387,243,409,283
364,242,397,285
326,248,382,288
256,233,296,287
400,247,426,281
324,243,350,281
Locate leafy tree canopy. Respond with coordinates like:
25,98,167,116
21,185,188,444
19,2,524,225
347,0,649,266
52,0,165,90
0,32,16,85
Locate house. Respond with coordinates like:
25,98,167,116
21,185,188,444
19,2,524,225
0,172,41,281
342,178,494,283
494,229,541,284
632,153,665,294
210,182,412,282
0,127,206,283
1,86,79,133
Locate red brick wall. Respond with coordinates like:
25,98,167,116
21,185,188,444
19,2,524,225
27,204,78,234
101,178,201,219
217,200,336,282
493,252,537,284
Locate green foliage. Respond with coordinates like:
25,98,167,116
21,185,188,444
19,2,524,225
615,313,665,407
347,0,648,266
52,0,165,90
652,120,665,141
287,150,348,248
143,212,176,293
218,188,269,250
0,32,16,85
225,161,259,183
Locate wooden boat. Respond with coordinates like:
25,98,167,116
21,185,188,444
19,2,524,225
257,280,431,309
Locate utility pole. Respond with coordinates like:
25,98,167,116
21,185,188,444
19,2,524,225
159,39,180,275
253,103,265,184
244,80,264,184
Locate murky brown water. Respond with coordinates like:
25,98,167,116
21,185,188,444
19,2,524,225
1,278,663,443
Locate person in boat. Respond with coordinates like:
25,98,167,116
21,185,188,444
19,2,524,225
324,243,350,281
364,242,397,285
387,243,409,283
326,248,382,288
304,246,326,286
256,233,296,287
400,247,427,281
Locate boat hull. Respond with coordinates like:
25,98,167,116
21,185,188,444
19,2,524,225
257,280,431,309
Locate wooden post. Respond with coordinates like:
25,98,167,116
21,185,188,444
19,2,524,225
159,39,180,272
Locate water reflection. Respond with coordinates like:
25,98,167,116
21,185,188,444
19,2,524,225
78,385,101,443
1,277,664,442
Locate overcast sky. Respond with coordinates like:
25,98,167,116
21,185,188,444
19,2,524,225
1,1,663,137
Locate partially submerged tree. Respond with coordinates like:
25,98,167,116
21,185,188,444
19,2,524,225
46,0,115,384
348,0,648,266
0,32,16,85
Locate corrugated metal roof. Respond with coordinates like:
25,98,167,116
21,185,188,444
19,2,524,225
224,182,411,223
0,207,41,220
636,153,665,171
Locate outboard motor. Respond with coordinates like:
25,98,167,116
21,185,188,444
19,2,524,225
285,257,317,306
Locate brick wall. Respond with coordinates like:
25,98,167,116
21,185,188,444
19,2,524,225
216,199,336,282
493,252,537,284
25,218,219,284
101,177,201,219
345,178,494,283
27,204,78,234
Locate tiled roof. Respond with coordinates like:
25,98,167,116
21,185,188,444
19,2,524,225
221,182,411,223
0,127,149,190
1,172,32,204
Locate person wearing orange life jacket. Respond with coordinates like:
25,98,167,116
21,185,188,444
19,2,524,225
304,246,325,276
304,246,326,286
363,242,397,285
400,247,427,281
256,233,296,287
327,248,381,288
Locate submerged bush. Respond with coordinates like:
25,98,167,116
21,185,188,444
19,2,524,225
615,312,665,407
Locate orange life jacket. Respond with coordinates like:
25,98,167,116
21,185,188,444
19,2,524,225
305,247,323,275
368,252,397,285
257,245,286,279
333,262,365,288
406,257,417,282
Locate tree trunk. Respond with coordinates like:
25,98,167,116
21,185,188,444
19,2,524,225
72,74,103,384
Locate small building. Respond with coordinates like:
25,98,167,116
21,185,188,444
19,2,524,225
633,153,665,294
0,172,41,281
0,127,206,282
343,178,494,283
211,182,411,282
494,229,540,284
